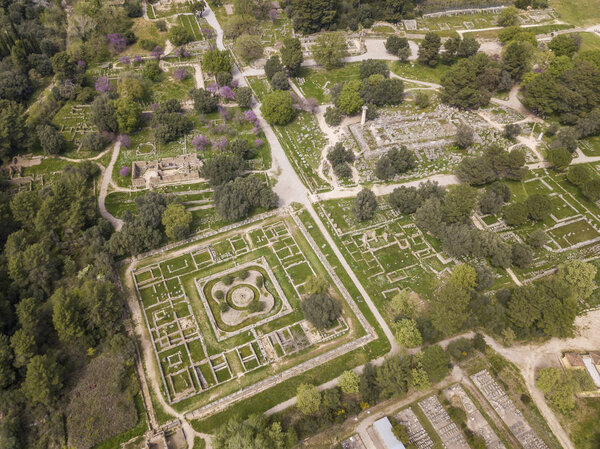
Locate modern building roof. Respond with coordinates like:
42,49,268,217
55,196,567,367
582,356,600,388
373,417,406,449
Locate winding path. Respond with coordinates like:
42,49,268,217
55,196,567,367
98,142,124,231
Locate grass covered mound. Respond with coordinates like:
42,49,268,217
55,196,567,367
66,353,139,449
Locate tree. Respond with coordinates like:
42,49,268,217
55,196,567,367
567,165,592,186
91,94,118,133
455,124,474,148
327,142,355,166
353,188,377,221
430,265,474,336
339,370,360,394
549,34,580,58
324,106,343,126
511,242,533,268
555,260,597,303
162,203,192,241
80,132,106,152
143,60,162,81
334,80,364,115
235,87,253,108
117,77,145,101
261,90,295,125
271,71,289,90
214,177,277,221
392,318,422,348
37,124,65,155
497,6,520,27
385,36,410,61
0,334,15,389
202,49,232,74
264,55,283,80
536,367,578,414
168,25,193,46
582,178,600,201
504,202,528,226
458,36,480,58
548,147,573,170
443,184,478,223
502,41,533,80
359,59,389,79
0,99,26,158
418,33,441,67
389,186,420,214
376,354,411,399
280,37,303,76
528,230,547,249
114,97,141,133
312,32,348,70
296,383,321,415
234,34,263,63
191,88,219,114
304,275,329,295
526,194,551,221
504,123,521,140
22,354,62,407
290,0,338,34
420,346,451,383
201,154,244,186
301,293,342,329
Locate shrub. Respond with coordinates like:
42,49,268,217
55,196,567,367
238,270,249,280
256,275,263,288
324,106,343,126
215,290,224,300
249,301,264,313
219,302,229,312
223,275,234,285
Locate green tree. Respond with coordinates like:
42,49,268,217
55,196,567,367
202,49,232,74
22,354,62,407
555,260,597,303
0,99,27,158
235,87,253,108
261,90,295,125
528,229,548,248
280,37,304,76
443,184,478,223
290,0,338,34
336,80,364,115
549,34,580,58
0,334,15,389
526,193,551,221
37,124,65,155
418,33,441,67
264,55,283,80
502,41,533,80
338,370,360,394
497,6,520,27
430,265,475,336
301,293,342,329
296,383,321,414
191,88,219,114
114,97,142,133
385,36,410,61
91,94,118,133
304,275,329,295
567,165,593,186
548,147,573,171
162,203,193,241
168,25,193,46
312,32,348,70
117,77,145,101
271,71,289,90
353,188,377,221
52,287,86,344
392,318,422,348
504,202,528,226
234,34,264,63
390,289,417,317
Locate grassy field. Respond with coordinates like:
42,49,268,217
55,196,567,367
579,32,600,52
550,0,600,26
294,63,362,104
389,61,451,84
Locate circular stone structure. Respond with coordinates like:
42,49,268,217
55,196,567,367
230,285,255,308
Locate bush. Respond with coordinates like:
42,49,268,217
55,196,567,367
261,90,295,125
238,270,249,280
219,302,229,312
447,338,474,361
324,106,343,126
271,71,289,90
223,275,234,285
215,290,224,300
235,87,253,108
256,275,263,288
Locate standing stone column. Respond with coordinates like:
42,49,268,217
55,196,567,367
361,105,368,126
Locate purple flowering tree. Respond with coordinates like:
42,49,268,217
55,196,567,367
150,103,159,110
220,86,235,100
201,27,214,39
134,54,143,64
231,79,239,88
215,136,227,151
120,55,131,66
77,59,87,69
151,45,164,59
219,107,232,121
269,9,279,21
254,138,264,147
207,82,219,94
119,135,131,148
95,76,112,93
120,166,131,177
173,68,188,81
244,110,258,125
107,33,127,54
192,135,211,151
252,126,261,136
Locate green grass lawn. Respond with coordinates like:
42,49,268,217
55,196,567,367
389,61,451,84
579,32,600,52
550,0,600,26
580,136,600,157
294,63,362,104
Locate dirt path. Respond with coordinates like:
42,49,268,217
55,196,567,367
98,142,124,231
